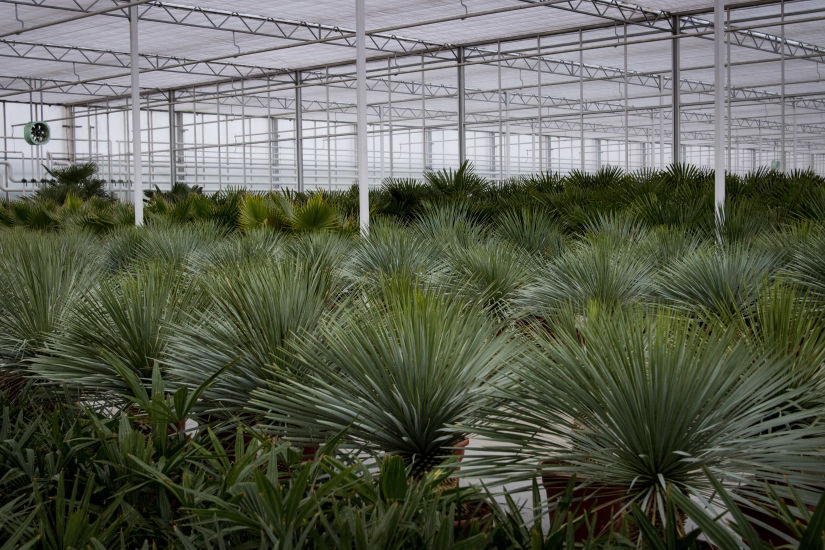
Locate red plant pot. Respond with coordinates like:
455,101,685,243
540,464,626,540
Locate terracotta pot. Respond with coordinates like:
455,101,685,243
452,438,470,463
540,463,626,540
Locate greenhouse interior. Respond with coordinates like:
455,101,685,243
1,0,825,548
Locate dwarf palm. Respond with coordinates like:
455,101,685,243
31,263,205,396
782,226,825,301
345,220,439,288
494,206,564,257
517,239,654,319
469,308,825,522
166,259,331,419
250,288,521,478
0,230,100,365
656,243,779,324
441,239,532,318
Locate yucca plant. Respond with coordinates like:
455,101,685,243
656,243,780,324
0,231,100,376
424,160,489,200
165,259,331,420
440,239,532,318
31,263,205,397
345,219,440,287
190,227,283,272
468,308,825,527
494,206,564,257
250,288,521,478
734,281,825,402
782,226,825,301
517,238,654,319
414,201,487,251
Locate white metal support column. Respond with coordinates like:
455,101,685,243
129,4,143,225
457,46,466,165
579,30,585,171
65,105,77,162
356,0,369,235
295,71,304,192
168,90,176,187
714,0,726,229
780,0,786,172
672,15,681,166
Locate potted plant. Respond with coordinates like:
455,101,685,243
250,285,521,479
467,307,825,541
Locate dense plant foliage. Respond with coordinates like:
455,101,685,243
1,162,824,548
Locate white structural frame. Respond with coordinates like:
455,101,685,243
0,0,823,226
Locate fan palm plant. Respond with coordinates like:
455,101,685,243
782,226,825,301
165,259,331,419
414,201,487,251
31,263,205,397
656,243,779,324
345,220,440,287
0,230,100,367
517,238,654,319
734,281,825,402
440,239,532,318
250,288,521,478
494,206,564,257
423,160,489,200
468,308,825,525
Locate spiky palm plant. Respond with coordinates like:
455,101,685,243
0,231,100,364
103,221,226,272
290,192,342,232
165,259,331,419
636,226,703,267
190,228,283,272
581,210,649,247
376,177,429,221
517,238,654,319
414,201,486,251
441,239,532,318
423,160,489,200
494,206,564,257
31,263,205,397
250,288,520,478
468,308,825,524
656,243,780,324
782,226,825,301
736,281,825,401
345,220,439,287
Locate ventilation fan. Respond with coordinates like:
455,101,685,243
23,121,51,145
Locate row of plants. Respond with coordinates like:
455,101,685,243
3,162,825,237
1,163,824,547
